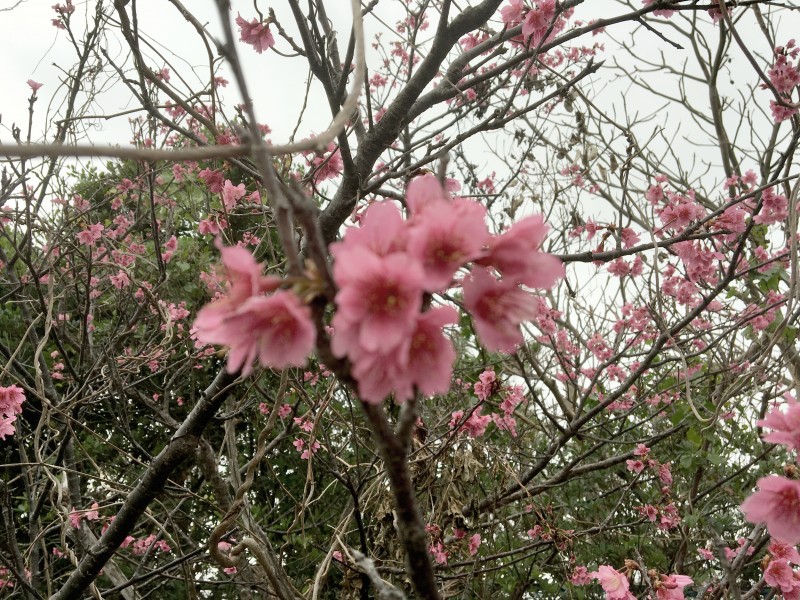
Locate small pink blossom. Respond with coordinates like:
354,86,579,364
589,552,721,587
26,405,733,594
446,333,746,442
27,79,43,93
764,559,795,593
429,542,448,565
500,0,524,25
405,174,450,215
311,145,343,183
109,270,130,289
656,574,693,600
591,565,635,600
0,417,17,440
572,566,592,585
0,385,25,418
235,14,275,53
759,397,800,455
221,180,246,210
769,538,800,564
463,267,539,352
468,533,481,556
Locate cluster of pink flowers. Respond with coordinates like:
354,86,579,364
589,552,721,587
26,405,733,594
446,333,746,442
741,393,800,543
499,0,570,47
760,539,800,597
51,0,74,29
193,175,562,403
768,40,800,122
68,502,99,528
235,14,275,54
0,385,25,440
330,175,563,403
584,564,692,600
305,143,344,185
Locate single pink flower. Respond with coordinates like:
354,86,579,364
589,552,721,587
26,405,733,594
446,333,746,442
85,502,99,521
656,574,693,600
741,476,800,543
407,199,490,291
590,565,635,600
765,559,796,593
626,459,645,474
759,397,800,454
468,533,481,556
463,267,538,352
0,416,17,440
27,79,43,93
405,174,450,215
196,291,315,376
331,201,407,260
482,214,565,289
311,145,343,183
235,14,275,53
199,242,280,324
769,538,800,564
348,306,457,404
499,0,524,25
332,249,423,355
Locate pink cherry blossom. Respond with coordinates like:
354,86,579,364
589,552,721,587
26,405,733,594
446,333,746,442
429,542,448,565
591,565,635,600
572,566,592,585
769,538,800,564
221,180,246,210
195,291,316,376
522,1,556,45
0,417,17,440
0,385,25,418
407,199,489,291
109,270,130,289
468,533,481,555
500,0,524,25
656,574,693,600
68,509,82,529
482,214,564,288
348,306,457,404
643,0,675,17
331,201,407,259
626,459,645,474
463,267,539,352
405,174,450,215
27,79,43,93
759,397,800,455
473,369,496,401
741,475,800,543
311,145,343,183
235,14,275,53
332,249,423,355
765,559,796,593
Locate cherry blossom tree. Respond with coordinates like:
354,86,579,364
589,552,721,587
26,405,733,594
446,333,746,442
0,1,799,599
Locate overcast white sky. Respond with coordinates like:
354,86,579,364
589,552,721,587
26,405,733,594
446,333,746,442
0,0,792,193
0,0,387,146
